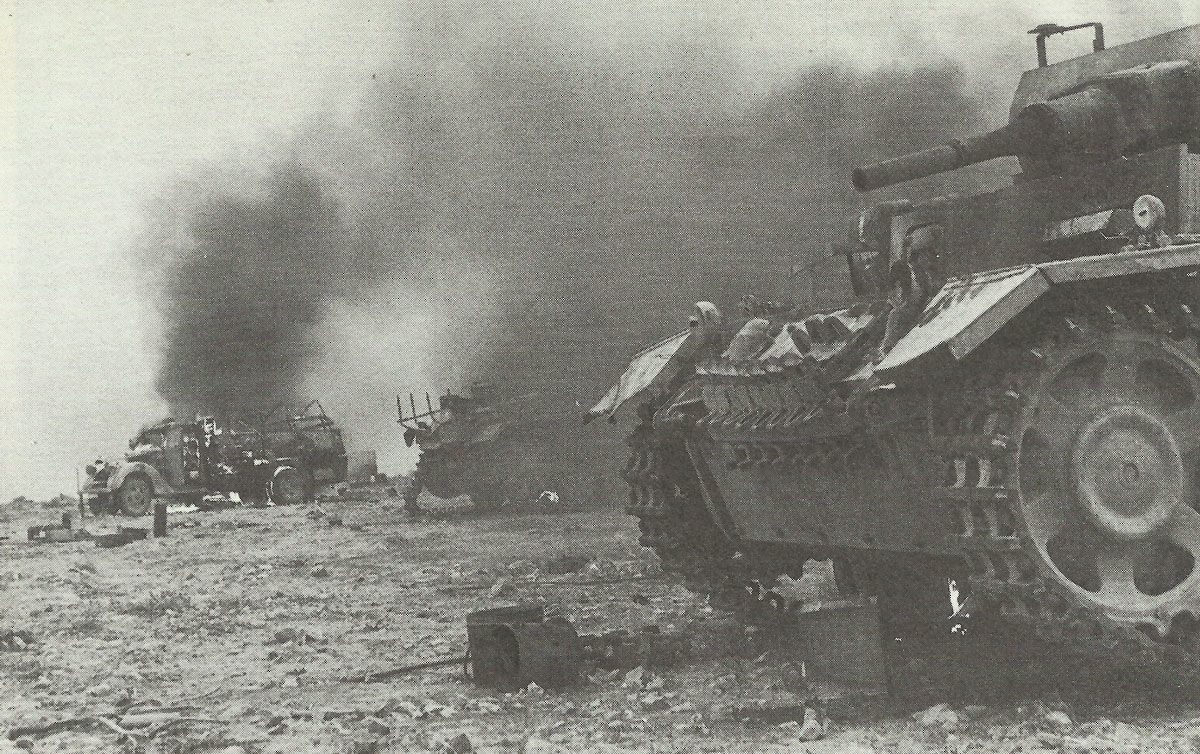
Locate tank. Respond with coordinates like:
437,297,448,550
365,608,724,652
399,381,611,512
592,22,1200,657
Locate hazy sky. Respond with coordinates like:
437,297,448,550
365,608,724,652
3,1,398,500
3,1,1197,502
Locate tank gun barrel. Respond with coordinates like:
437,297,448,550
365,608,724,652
852,127,1021,192
852,60,1199,192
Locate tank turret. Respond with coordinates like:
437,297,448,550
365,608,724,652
853,58,1200,191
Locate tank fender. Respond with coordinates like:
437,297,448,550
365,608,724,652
876,241,1200,377
107,461,175,497
586,301,726,423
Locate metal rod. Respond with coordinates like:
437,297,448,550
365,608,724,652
343,654,468,683
76,467,85,521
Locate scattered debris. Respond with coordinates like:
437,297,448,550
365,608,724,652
8,704,219,745
449,573,664,593
467,604,583,691
914,703,961,730
582,626,688,669
266,627,325,646
93,528,148,548
26,522,90,544
544,554,591,575
438,732,473,753
734,705,809,725
0,631,35,651
344,655,469,684
523,738,570,754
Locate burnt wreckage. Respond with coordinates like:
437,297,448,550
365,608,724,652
83,401,348,515
592,23,1200,657
399,382,592,511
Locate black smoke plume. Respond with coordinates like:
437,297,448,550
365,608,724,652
149,165,370,418
146,5,1017,473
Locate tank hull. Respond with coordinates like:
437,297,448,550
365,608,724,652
690,411,947,554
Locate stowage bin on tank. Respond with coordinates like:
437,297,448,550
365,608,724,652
592,22,1200,656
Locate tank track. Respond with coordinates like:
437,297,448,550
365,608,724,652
623,403,737,595
623,397,815,621
934,297,1200,666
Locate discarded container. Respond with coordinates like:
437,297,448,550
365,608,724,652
27,523,91,545
582,625,688,670
466,604,583,691
794,596,889,697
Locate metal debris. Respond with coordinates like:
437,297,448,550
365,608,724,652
93,528,148,549
0,631,35,652
466,604,584,691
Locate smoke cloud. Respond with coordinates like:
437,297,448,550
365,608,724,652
147,165,371,418
140,2,1117,473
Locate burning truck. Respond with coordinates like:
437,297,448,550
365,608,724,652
82,401,348,516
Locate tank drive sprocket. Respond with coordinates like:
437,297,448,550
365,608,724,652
934,304,1200,660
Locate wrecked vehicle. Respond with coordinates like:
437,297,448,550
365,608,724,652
398,381,602,511
592,22,1200,658
82,402,348,515
251,400,350,487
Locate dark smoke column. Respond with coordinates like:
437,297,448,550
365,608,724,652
153,164,352,420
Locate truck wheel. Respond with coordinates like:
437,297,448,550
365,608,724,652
115,473,153,517
269,466,308,506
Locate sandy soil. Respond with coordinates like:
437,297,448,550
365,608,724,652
4,492,1200,753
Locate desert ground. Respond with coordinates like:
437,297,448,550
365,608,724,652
4,489,1200,754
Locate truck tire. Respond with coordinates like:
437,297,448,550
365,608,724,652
114,473,154,517
269,465,309,506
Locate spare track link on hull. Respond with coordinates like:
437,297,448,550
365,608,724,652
933,296,1200,667
623,398,812,622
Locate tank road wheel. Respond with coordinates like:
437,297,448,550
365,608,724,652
413,453,464,503
1016,322,1200,640
269,466,309,506
114,473,153,517
938,313,1200,647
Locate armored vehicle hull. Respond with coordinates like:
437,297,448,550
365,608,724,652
595,23,1200,656
401,383,611,512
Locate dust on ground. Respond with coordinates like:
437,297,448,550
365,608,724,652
3,491,1200,753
